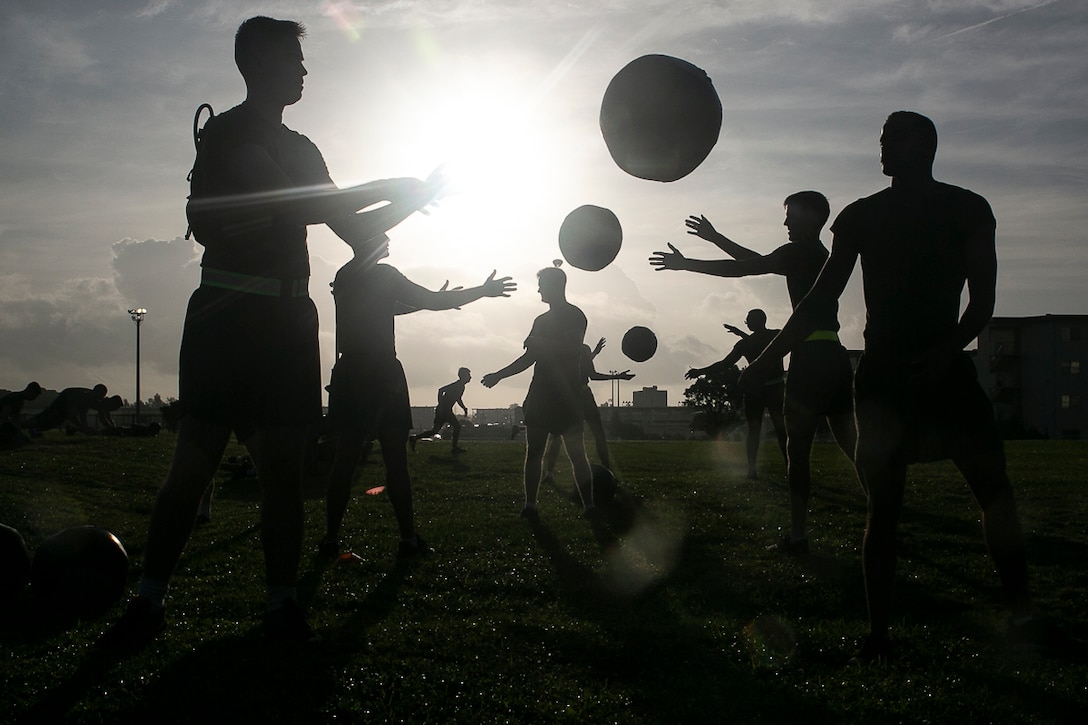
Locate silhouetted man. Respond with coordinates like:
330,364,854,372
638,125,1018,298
650,191,856,553
0,381,42,424
410,367,472,455
744,111,1035,661
482,265,595,519
28,384,108,434
687,309,787,479
100,16,442,649
541,337,633,484
320,234,514,560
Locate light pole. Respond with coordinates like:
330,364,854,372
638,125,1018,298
127,308,147,422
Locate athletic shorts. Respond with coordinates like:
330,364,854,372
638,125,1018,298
178,287,321,436
853,351,1003,466
524,372,583,435
327,355,412,436
744,380,785,421
431,407,460,429
784,340,854,418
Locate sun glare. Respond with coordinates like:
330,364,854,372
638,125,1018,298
373,67,572,272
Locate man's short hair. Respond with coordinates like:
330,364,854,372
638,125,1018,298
92,384,108,397
235,16,306,78
24,382,42,398
886,110,938,159
536,266,567,289
747,309,767,326
783,190,831,227
458,367,471,378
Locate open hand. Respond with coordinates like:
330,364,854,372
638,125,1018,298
648,243,687,271
685,214,718,242
482,271,516,297
592,337,606,356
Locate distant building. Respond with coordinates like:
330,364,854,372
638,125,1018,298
976,314,1088,440
632,386,667,407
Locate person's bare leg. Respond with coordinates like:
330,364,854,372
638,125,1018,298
955,450,1032,617
784,412,819,543
767,405,788,465
858,458,907,640
586,415,612,471
745,411,764,479
542,432,562,480
562,424,595,511
523,427,548,512
326,429,368,545
250,425,307,590
379,427,415,540
142,417,232,583
828,411,858,463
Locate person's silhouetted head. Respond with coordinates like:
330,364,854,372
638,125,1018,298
92,384,108,398
349,233,391,267
235,16,307,107
881,111,938,178
103,395,124,411
782,190,830,242
458,367,471,382
537,265,567,304
745,308,767,332
23,382,42,400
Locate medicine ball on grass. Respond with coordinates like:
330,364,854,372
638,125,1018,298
558,205,622,271
0,523,31,599
591,463,618,505
600,54,723,182
31,525,129,619
622,326,658,362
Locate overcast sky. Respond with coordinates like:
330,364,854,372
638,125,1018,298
2,0,1085,410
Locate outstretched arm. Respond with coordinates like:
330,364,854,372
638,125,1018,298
649,243,779,278
722,323,748,339
395,271,516,312
686,343,744,379
684,215,761,260
481,350,535,388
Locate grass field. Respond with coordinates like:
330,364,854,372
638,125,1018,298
1,433,1086,723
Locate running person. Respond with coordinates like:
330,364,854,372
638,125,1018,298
687,309,787,479
100,16,443,649
409,368,472,455
743,111,1036,660
650,191,856,552
481,265,596,519
321,234,514,560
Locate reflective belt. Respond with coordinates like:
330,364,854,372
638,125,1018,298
804,330,839,343
200,268,309,298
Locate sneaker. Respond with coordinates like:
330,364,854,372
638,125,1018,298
767,535,809,555
849,634,893,666
264,599,318,643
96,597,166,652
317,537,339,561
397,534,431,559
520,506,540,522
